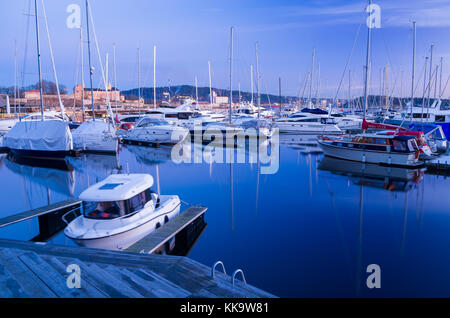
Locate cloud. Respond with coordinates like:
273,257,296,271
269,0,450,29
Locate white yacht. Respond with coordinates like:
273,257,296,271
123,117,189,145
64,173,181,250
275,113,342,134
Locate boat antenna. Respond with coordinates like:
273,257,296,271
34,0,44,121
85,0,95,121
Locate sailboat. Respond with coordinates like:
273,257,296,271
318,0,422,167
3,0,73,161
71,0,118,154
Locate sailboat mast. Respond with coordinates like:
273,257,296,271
255,42,260,122
113,43,117,114
363,0,373,119
153,44,156,109
80,27,85,121
250,64,254,106
85,0,95,120
439,57,443,99
229,26,234,124
34,0,44,121
195,76,198,105
208,61,212,110
427,43,434,119
410,21,416,120
137,47,141,115
14,40,17,118
308,48,315,108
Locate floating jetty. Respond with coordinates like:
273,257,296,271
425,153,450,176
0,201,275,298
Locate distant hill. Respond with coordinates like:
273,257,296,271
121,85,297,105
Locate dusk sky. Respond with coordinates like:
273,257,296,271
1,0,450,98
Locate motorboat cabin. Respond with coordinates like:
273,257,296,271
318,133,422,167
64,173,181,250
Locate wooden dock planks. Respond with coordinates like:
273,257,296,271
0,199,81,228
125,206,207,254
0,239,276,298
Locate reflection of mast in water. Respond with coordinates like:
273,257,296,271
230,162,234,231
401,191,409,256
419,175,425,229
255,145,261,216
308,153,312,197
355,184,364,296
155,164,161,196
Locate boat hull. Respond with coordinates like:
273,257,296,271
66,198,181,251
10,149,69,160
318,140,420,167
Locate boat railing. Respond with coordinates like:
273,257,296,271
61,206,82,226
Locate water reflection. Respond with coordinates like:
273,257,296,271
318,156,424,192
5,155,75,197
279,134,322,153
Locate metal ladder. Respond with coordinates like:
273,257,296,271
211,261,247,286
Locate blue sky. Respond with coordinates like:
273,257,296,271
1,0,450,98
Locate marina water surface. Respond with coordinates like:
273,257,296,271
0,144,450,297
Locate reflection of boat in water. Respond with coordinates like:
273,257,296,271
66,153,121,177
64,174,181,250
5,155,75,197
318,156,424,192
279,134,322,153
6,152,73,172
125,144,173,165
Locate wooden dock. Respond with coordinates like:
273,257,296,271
126,206,207,254
0,199,81,228
0,239,276,298
425,153,450,176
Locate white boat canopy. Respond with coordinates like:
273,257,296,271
3,120,73,152
79,174,154,202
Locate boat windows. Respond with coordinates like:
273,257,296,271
137,118,170,127
435,115,445,122
320,118,337,125
83,201,125,219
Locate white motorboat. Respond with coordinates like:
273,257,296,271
318,133,421,167
331,114,363,130
275,113,342,134
64,173,181,250
72,120,118,154
123,117,189,145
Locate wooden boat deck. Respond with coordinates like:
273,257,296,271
0,239,276,298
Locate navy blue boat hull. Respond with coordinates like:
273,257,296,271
9,149,69,161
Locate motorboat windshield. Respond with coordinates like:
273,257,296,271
83,187,155,220
136,118,171,128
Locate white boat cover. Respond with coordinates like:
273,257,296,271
72,120,117,153
3,120,73,151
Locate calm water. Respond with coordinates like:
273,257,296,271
1,141,450,297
